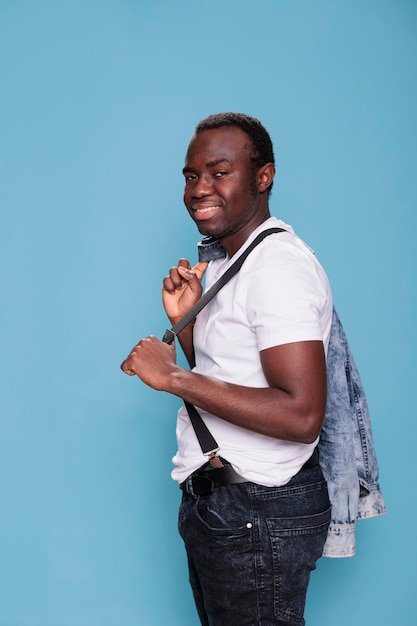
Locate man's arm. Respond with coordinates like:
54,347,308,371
120,337,326,444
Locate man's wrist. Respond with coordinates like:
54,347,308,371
165,366,192,397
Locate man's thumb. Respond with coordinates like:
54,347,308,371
192,261,208,280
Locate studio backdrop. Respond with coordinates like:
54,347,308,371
0,1,415,624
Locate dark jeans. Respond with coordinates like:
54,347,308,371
178,463,331,626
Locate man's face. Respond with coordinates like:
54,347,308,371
183,127,267,251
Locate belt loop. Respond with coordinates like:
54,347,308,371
185,475,195,497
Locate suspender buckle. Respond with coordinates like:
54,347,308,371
207,450,224,469
162,329,176,344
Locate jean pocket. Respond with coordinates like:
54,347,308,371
266,506,331,624
194,489,252,537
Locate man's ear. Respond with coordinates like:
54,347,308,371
258,163,276,192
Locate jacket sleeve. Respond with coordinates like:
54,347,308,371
319,308,386,558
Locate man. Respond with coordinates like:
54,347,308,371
121,113,333,625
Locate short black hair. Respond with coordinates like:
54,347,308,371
195,112,275,192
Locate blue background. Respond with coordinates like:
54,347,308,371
0,1,415,624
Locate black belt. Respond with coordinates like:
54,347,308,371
180,447,319,497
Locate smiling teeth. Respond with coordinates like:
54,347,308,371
196,206,218,212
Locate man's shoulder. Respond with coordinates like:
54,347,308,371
245,218,316,262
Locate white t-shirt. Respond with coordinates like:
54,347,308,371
171,217,333,487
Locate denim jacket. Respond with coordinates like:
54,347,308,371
319,307,386,557
198,233,386,558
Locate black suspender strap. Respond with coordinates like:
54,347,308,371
161,227,285,461
162,228,285,344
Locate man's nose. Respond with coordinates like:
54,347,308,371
192,174,213,197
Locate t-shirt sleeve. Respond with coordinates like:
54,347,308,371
243,239,329,351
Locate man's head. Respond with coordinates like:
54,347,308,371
183,113,276,256
195,112,275,193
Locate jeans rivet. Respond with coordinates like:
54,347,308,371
246,522,252,529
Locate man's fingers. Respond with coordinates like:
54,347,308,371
120,336,176,383
163,266,186,292
178,258,192,270
177,261,208,282
120,360,135,376
163,260,207,293
120,343,141,375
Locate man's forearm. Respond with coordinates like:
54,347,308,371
122,334,326,444
166,366,324,444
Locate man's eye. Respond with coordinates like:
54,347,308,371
214,171,228,178
185,174,197,182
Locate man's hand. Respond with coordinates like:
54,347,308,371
162,259,208,324
120,335,177,390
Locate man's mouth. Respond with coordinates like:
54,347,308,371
192,204,221,221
